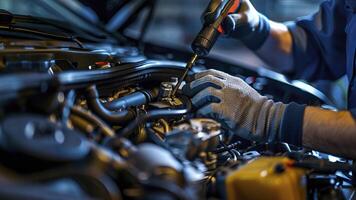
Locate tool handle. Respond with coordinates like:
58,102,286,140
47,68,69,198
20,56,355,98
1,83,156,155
218,0,241,34
192,0,241,56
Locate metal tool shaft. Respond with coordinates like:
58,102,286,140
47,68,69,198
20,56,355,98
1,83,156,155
171,54,198,97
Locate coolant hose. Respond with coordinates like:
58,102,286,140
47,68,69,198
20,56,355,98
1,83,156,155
86,85,135,125
105,88,158,111
117,95,192,137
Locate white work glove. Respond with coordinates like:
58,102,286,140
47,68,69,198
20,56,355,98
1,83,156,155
183,69,286,142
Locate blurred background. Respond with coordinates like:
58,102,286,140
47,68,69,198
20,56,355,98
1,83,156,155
142,0,325,68
0,0,325,68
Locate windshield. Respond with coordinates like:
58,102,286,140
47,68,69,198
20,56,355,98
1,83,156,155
0,0,105,37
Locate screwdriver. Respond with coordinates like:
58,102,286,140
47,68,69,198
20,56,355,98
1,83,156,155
171,0,241,97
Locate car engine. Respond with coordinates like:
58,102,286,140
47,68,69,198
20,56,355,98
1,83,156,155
0,1,354,198
0,45,354,200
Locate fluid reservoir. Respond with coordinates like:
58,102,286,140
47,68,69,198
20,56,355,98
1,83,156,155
225,157,306,200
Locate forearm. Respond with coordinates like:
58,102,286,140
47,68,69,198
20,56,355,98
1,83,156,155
256,21,294,72
303,107,356,159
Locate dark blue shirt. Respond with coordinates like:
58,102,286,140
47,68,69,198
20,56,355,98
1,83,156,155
286,0,356,117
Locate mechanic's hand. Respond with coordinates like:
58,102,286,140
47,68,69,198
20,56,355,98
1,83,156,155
202,0,271,50
183,69,286,142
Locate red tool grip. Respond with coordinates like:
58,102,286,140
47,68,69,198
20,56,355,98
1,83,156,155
218,0,241,33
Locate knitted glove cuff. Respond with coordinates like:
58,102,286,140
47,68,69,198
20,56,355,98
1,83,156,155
279,103,306,147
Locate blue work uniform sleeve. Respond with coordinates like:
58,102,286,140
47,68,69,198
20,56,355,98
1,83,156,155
285,0,347,82
350,108,356,119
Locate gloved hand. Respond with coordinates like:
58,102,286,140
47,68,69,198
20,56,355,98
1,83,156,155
183,69,286,142
202,0,271,50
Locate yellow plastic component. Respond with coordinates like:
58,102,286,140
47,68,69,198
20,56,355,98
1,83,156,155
226,157,306,200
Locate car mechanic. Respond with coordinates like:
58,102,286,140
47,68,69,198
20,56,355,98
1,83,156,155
182,0,356,159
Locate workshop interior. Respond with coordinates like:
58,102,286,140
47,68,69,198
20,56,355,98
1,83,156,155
0,0,354,200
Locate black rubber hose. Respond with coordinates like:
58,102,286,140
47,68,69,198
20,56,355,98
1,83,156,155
86,85,135,125
70,106,115,138
117,95,192,137
105,88,158,111
293,160,353,173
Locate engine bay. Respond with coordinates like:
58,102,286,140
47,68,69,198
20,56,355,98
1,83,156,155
0,45,354,200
